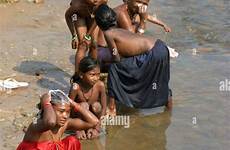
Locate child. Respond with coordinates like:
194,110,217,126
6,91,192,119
65,0,108,74
69,56,107,139
114,0,171,34
95,4,172,115
17,92,99,150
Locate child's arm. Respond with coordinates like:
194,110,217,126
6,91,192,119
69,83,79,101
67,100,99,130
147,14,171,32
98,81,107,117
65,6,79,49
116,12,136,33
30,93,56,132
65,7,78,40
104,32,121,62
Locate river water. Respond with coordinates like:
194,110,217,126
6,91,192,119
0,0,229,149
83,0,230,149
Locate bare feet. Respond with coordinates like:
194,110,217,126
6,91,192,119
86,129,100,139
76,130,87,140
106,107,116,117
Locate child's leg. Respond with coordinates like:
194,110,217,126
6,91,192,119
75,102,89,140
89,27,99,60
91,102,102,117
166,89,173,110
75,18,87,73
107,97,116,116
80,102,89,110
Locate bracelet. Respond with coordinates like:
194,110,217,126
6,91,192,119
72,35,78,40
84,34,92,41
73,104,79,112
137,28,145,34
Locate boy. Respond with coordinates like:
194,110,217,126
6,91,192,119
65,0,107,74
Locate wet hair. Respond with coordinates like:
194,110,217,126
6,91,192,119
79,56,99,73
36,90,70,119
95,4,117,31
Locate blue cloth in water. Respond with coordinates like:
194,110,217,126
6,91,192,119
107,39,170,108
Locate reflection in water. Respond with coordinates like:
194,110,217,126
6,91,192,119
83,0,230,149
83,107,171,150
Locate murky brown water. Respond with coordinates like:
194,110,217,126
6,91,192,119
0,0,229,150
83,0,230,150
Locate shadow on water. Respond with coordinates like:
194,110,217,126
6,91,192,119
13,60,71,91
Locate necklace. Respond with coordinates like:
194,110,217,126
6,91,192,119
48,130,60,150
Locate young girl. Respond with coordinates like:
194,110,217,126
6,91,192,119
69,56,107,140
17,92,99,150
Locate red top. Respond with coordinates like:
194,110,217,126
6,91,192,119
17,136,81,150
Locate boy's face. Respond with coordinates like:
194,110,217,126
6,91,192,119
53,103,71,127
86,0,103,6
129,0,149,13
82,66,100,86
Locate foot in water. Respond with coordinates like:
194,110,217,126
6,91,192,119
76,130,87,140
166,96,173,111
106,107,116,117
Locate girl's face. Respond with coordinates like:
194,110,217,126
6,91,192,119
53,103,71,127
81,66,100,86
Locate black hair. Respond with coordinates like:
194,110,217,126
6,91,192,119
95,4,117,31
79,56,99,73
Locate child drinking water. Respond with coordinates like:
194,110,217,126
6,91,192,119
69,56,107,139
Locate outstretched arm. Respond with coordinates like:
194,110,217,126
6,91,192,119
147,14,171,32
67,100,99,130
30,93,56,132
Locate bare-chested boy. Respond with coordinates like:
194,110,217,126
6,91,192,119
65,0,107,74
114,0,171,35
